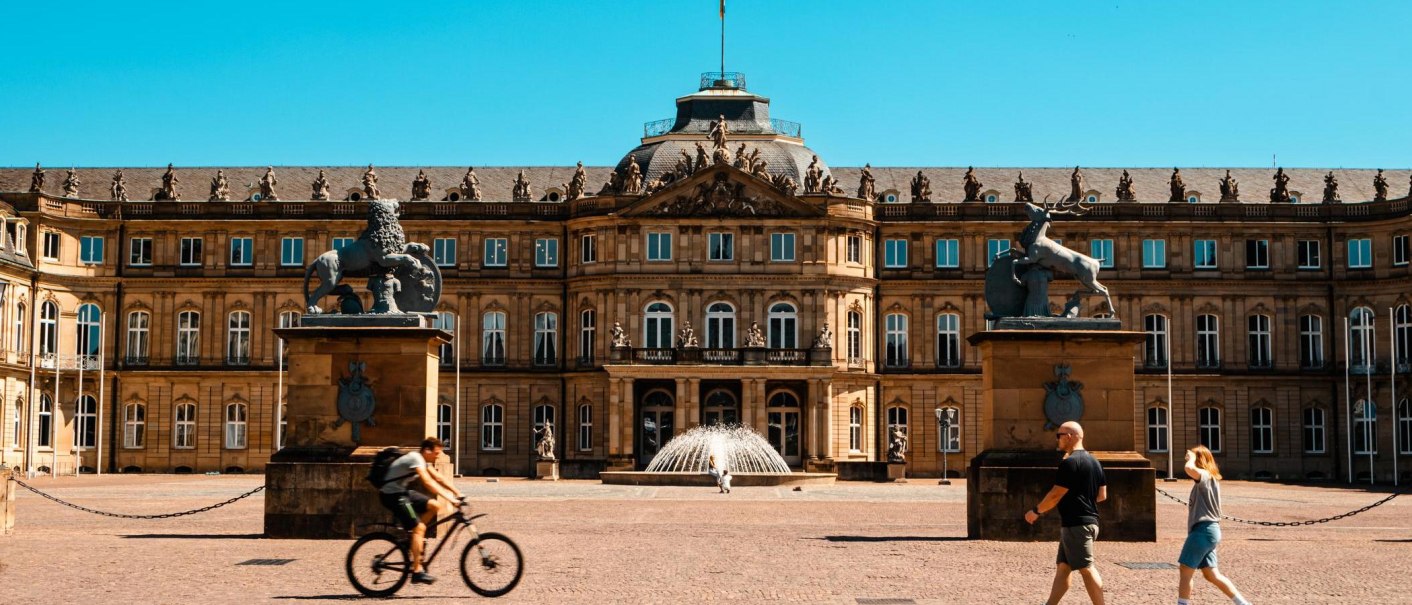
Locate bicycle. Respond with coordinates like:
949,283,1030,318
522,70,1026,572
345,500,524,598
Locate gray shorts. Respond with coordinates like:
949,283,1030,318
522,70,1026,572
1056,524,1099,570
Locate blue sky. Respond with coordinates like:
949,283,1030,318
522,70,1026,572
2,1,1408,168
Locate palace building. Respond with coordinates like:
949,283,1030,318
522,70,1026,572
1,73,1409,482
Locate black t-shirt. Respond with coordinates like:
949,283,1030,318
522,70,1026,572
1054,450,1106,527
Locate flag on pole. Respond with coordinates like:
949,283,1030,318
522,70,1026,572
720,0,725,19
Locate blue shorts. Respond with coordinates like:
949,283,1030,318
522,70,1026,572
1178,521,1221,569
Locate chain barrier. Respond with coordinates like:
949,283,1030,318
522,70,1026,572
1155,486,1400,527
10,477,264,520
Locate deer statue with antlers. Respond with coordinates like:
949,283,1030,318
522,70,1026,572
1008,196,1115,318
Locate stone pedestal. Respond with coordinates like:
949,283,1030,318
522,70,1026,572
536,460,560,481
964,328,1156,542
264,323,451,539
1,466,14,536
886,462,907,482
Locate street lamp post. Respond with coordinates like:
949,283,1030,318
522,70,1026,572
936,408,955,486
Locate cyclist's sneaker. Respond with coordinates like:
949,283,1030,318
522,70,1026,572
411,571,437,585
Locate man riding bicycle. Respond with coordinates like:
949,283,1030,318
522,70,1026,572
378,437,465,585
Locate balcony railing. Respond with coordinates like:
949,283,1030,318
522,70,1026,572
611,346,826,366
699,71,746,90
38,353,101,370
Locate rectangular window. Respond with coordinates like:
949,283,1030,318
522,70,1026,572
1245,239,1269,269
1199,407,1222,453
481,405,504,450
770,232,796,262
280,237,304,267
432,238,457,267
1298,239,1321,269
936,313,960,368
332,237,354,251
1147,406,1169,453
1353,401,1376,455
1247,315,1272,368
934,239,959,268
180,237,203,266
1141,239,1166,269
229,237,253,266
1251,408,1274,454
987,239,1010,268
1196,314,1221,369
708,232,734,261
884,239,908,268
42,232,60,261
1394,235,1409,266
79,236,104,265
846,235,862,264
579,310,595,364
1347,238,1373,268
580,233,597,264
535,237,559,267
1302,408,1326,454
646,232,672,261
1300,315,1324,369
849,407,862,452
1089,239,1114,268
129,237,153,266
1144,314,1168,368
483,238,508,267
1194,239,1217,269
578,404,593,452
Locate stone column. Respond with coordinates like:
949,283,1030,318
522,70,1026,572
806,379,819,459
821,381,834,459
685,378,701,429
620,377,635,463
752,378,767,430
674,378,688,435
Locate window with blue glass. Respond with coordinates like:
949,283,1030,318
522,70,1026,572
332,237,354,251
80,236,104,265
1142,239,1166,268
770,233,796,262
934,239,959,268
884,239,908,268
280,237,304,267
987,239,1011,267
433,238,457,267
708,232,734,261
646,232,672,261
1090,239,1114,268
229,237,253,266
535,238,559,267
1347,238,1372,268
483,238,508,267
1194,239,1217,269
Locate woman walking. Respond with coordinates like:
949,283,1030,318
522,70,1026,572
1177,445,1251,605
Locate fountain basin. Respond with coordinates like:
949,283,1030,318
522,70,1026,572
600,471,836,487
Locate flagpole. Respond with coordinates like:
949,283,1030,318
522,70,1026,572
1344,316,1352,484
275,331,284,453
1390,307,1398,487
719,0,726,75
1165,324,1174,481
96,313,107,476
454,313,462,477
1365,314,1375,485
25,297,39,478
52,325,60,478
75,327,85,477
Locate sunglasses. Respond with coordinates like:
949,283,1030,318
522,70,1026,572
1055,432,1074,438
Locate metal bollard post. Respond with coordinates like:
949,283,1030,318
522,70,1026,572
1,463,14,535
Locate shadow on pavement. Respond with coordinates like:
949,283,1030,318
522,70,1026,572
819,536,968,542
274,596,461,601
121,533,266,539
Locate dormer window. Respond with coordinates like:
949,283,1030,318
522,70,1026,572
1188,195,1200,204
884,193,899,203
985,194,998,203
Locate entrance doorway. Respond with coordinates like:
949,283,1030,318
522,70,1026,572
702,389,739,426
766,391,802,465
639,389,675,467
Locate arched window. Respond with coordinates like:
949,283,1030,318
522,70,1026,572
174,401,196,449
766,391,801,460
533,403,556,442
1198,406,1222,453
1146,406,1169,452
579,309,595,364
703,389,737,426
768,302,797,349
1250,406,1274,453
884,313,908,368
435,312,455,367
1195,314,1220,369
176,311,200,365
936,313,960,368
1247,314,1272,368
39,301,58,357
886,405,908,451
1302,407,1326,454
1396,305,1412,367
705,302,736,349
122,402,145,449
1353,399,1376,455
1300,315,1324,369
76,303,100,362
74,394,97,449
577,402,593,451
1350,307,1375,369
1144,314,1168,368
37,394,52,448
848,405,863,452
846,310,863,364
224,401,247,449
226,311,251,365
437,401,453,445
278,310,301,329
481,311,506,365
533,312,558,366
126,311,150,365
480,403,503,450
641,389,676,460
938,406,961,453
1398,398,1412,455
644,302,673,349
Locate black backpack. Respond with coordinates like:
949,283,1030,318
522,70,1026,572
367,447,413,489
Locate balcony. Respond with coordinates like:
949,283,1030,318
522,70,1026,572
608,346,829,366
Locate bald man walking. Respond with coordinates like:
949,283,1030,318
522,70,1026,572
1024,420,1108,605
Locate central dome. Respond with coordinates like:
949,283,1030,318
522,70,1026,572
614,73,831,188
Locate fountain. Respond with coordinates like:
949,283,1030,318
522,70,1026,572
600,424,836,487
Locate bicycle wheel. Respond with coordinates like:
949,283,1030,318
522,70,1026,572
459,532,524,597
346,532,411,597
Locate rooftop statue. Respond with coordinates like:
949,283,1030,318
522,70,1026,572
62,169,80,198
694,142,709,173
461,167,482,201
411,169,431,201
1116,170,1136,202
566,162,587,202
156,163,180,201
512,170,533,202
1322,171,1340,203
259,166,279,201
1269,167,1291,204
1218,169,1239,203
708,113,729,150
1014,171,1034,203
598,170,622,196
732,143,749,170
744,148,762,174
1066,166,1088,203
821,174,844,196
622,155,643,195
1373,169,1389,202
210,170,230,201
111,169,128,201
362,164,380,200
29,163,44,194
751,158,770,180
962,166,982,202
803,155,822,194
770,173,798,197
1168,168,1186,202
985,197,1114,320
303,198,440,315
910,170,931,202
857,163,876,201
311,169,331,201
677,149,695,176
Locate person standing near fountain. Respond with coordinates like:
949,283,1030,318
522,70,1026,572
1024,421,1108,605
708,454,731,494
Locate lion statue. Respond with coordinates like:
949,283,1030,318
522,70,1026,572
303,199,440,314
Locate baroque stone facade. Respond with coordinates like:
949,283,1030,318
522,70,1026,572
1,75,1410,482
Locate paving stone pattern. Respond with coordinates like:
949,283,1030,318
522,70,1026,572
0,476,1408,603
